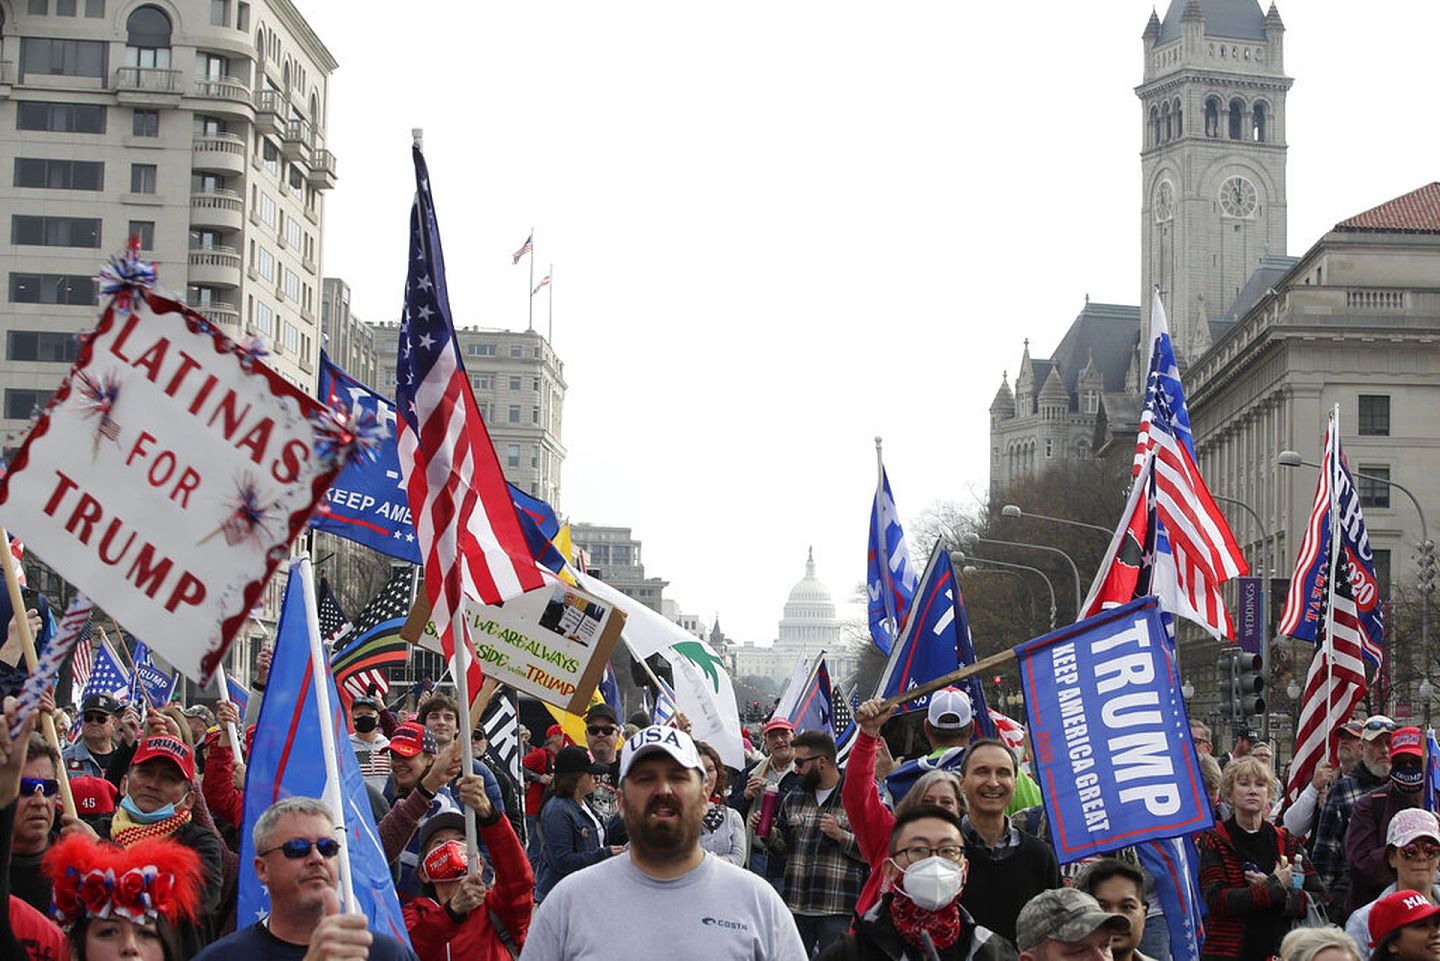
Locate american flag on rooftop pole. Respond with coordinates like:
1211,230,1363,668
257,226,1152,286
396,137,546,855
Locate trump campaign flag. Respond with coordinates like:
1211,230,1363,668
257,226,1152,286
239,563,407,942
868,457,918,655
1018,595,1213,862
313,353,421,564
131,641,177,706
875,543,996,737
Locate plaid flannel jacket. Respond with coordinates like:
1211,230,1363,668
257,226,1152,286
764,775,870,916
1310,763,1386,890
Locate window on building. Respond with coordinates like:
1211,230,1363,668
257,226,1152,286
20,38,108,78
1204,97,1220,138
1372,548,1392,600
1358,395,1390,436
506,444,520,469
1357,466,1391,509
236,2,249,30
17,101,106,133
14,158,104,190
531,406,540,424
130,163,157,193
262,139,280,176
1045,438,1054,458
253,300,273,336
508,405,521,424
510,345,523,358
4,389,53,420
124,5,173,69
285,218,302,250
1228,98,1244,140
127,221,154,250
257,246,275,282
260,192,277,227
1077,439,1091,461
57,0,77,14
191,229,222,250
197,52,228,81
8,330,80,362
530,446,539,469
9,273,97,305
196,172,225,194
283,269,300,302
283,322,299,353
198,116,224,136
85,0,104,16
468,343,496,357
508,375,521,391
29,0,49,13
1252,102,1267,142
1083,390,1099,414
12,215,101,247
210,0,229,27
133,109,159,136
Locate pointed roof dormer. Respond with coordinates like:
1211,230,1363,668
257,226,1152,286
1039,367,1069,411
1078,349,1105,388
1266,2,1283,28
1143,7,1161,42
1181,0,1203,23
990,372,1015,415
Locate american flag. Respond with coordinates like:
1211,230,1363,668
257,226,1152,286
652,676,680,727
831,684,854,733
330,566,411,705
84,638,131,701
1092,288,1246,638
988,708,1027,756
531,274,550,297
511,232,533,265
317,578,353,648
70,625,95,697
1281,410,1383,802
396,146,545,703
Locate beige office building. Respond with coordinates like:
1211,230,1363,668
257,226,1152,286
0,0,336,453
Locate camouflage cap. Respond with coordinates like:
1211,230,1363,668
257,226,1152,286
1015,888,1130,955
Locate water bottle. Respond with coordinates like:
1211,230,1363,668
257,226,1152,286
1291,852,1304,890
756,783,779,838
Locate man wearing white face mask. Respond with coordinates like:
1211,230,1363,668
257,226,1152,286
819,805,1017,961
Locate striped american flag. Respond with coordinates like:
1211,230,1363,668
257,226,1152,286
396,146,545,699
531,274,551,297
511,232,533,265
1128,288,1247,637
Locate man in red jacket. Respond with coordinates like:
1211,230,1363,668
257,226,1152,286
521,725,566,864
403,774,533,961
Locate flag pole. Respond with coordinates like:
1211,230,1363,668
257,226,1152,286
874,437,898,642
1322,405,1343,764
0,525,76,817
546,263,554,345
212,664,242,755
527,228,535,332
447,607,480,866
298,555,358,914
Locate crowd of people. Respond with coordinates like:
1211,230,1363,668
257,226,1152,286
3,647,1440,961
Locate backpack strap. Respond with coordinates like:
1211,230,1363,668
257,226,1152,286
488,908,520,961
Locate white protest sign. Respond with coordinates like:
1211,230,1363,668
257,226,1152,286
415,582,624,714
0,291,347,681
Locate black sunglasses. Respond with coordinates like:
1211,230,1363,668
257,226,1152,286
260,837,341,859
20,777,58,797
83,712,111,724
586,724,618,736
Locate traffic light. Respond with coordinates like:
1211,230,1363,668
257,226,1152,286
1231,652,1266,717
1216,650,1237,721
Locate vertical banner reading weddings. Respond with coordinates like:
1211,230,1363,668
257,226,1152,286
1018,596,1213,863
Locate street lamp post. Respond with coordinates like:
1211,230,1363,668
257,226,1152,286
1212,493,1274,742
1279,450,1433,717
1422,678,1435,730
1000,504,1114,538
953,550,1057,630
964,533,1082,622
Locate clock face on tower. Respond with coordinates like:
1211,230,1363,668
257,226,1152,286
1219,176,1257,218
1154,180,1175,222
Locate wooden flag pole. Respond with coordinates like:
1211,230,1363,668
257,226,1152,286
0,525,77,817
874,647,1018,713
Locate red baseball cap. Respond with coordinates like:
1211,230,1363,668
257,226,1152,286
762,717,794,734
389,722,437,758
1390,726,1425,761
130,736,195,781
1371,890,1440,944
545,724,566,740
69,775,119,816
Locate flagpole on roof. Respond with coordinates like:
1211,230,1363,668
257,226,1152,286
1322,405,1342,762
297,554,358,914
0,523,76,818
546,263,554,345
527,228,535,332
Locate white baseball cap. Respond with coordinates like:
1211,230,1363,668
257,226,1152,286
620,724,704,780
927,688,974,730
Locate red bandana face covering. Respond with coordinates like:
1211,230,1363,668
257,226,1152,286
422,840,468,883
889,888,963,951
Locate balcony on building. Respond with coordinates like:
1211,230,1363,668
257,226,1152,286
307,149,337,190
189,76,254,121
282,118,312,164
254,89,283,138
112,67,182,106
190,188,245,232
192,132,247,177
187,245,242,289
186,296,240,332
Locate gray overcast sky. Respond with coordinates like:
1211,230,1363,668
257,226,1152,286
296,1,1440,651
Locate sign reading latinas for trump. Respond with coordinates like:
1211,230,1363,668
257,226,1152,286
414,582,625,714
0,288,346,681
1018,596,1213,863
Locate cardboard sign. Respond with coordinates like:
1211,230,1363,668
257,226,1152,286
413,583,625,714
0,291,344,681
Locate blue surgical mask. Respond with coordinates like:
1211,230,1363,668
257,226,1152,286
120,793,179,823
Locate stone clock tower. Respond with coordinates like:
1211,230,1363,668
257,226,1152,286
1138,0,1291,363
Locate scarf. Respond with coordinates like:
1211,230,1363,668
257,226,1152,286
702,803,727,832
110,805,192,847
888,891,962,952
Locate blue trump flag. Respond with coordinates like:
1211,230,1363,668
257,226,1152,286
773,650,833,734
867,466,917,654
1138,835,1207,961
239,564,408,943
132,642,177,706
874,544,995,738
1017,595,1213,863
313,352,422,564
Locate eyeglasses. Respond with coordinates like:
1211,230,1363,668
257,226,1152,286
259,837,341,859
1399,843,1440,861
83,712,111,724
1365,719,1398,733
894,844,965,864
20,777,58,797
586,725,617,737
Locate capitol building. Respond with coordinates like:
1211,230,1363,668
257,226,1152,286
729,550,863,690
